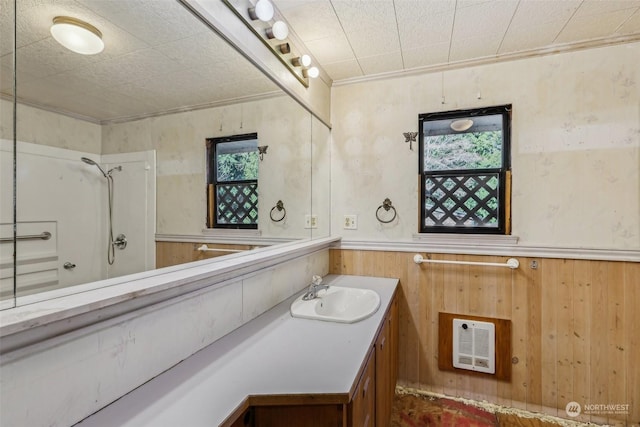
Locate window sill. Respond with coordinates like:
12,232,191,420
202,228,261,237
411,233,519,246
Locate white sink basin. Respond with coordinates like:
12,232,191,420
290,286,381,323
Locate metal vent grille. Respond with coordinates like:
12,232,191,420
452,318,495,374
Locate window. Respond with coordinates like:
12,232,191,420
206,133,259,229
419,105,511,234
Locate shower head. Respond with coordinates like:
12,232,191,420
81,157,107,177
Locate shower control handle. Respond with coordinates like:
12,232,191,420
113,234,127,250
63,262,76,270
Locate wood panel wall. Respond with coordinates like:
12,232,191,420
329,250,639,425
156,242,262,268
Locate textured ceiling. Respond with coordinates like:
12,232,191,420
0,0,279,123
1,0,639,123
273,0,640,81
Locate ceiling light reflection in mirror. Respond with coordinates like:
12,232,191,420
50,16,104,55
1,0,282,124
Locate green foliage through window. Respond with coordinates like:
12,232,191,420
424,131,502,171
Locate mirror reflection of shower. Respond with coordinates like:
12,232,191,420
81,157,124,265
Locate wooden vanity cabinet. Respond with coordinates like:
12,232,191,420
349,348,376,426
226,292,399,427
375,295,398,427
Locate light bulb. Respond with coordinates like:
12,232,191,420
300,54,311,67
271,21,289,40
307,66,319,79
254,0,274,21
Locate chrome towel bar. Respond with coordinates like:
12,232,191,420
413,254,519,269
196,244,245,253
0,231,51,243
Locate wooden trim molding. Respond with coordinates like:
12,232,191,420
332,34,640,88
334,239,640,262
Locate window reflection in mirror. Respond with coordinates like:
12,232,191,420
207,133,260,229
0,0,328,308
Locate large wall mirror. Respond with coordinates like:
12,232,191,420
0,0,331,309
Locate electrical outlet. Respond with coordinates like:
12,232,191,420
344,214,357,230
304,215,318,229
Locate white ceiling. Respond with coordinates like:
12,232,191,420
1,0,639,123
273,0,640,81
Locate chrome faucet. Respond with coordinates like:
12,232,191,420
302,275,329,300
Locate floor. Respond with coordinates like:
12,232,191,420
389,390,595,427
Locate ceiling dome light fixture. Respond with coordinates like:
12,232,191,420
450,119,474,132
251,0,274,22
50,16,104,55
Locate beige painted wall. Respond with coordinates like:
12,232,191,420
331,42,640,250
0,99,101,153
102,95,314,237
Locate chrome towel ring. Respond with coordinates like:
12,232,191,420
376,198,397,223
270,200,286,222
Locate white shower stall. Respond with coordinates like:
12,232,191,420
0,139,156,305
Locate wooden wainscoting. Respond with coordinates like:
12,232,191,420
156,242,261,268
329,250,639,425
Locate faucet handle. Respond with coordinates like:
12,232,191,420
312,275,322,286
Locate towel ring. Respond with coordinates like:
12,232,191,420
270,200,286,222
376,198,397,223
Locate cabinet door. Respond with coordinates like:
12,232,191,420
350,348,376,427
375,294,397,427
389,295,399,390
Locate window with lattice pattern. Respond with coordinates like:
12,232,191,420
206,133,259,229
419,106,511,234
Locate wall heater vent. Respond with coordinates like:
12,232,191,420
452,318,495,374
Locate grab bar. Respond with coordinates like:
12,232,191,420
197,244,245,253
0,231,52,243
413,254,519,269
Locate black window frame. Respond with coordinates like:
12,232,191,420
206,132,259,230
418,105,511,235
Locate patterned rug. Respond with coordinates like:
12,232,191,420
391,393,498,427
389,391,581,427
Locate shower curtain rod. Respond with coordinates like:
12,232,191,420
197,244,245,253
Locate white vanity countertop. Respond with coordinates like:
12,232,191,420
75,274,399,427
